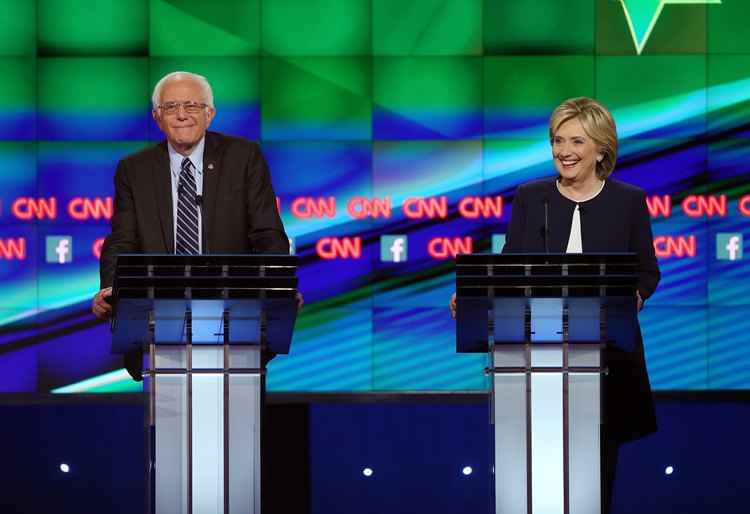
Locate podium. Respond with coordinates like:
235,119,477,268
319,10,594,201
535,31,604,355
110,254,298,514
455,253,638,514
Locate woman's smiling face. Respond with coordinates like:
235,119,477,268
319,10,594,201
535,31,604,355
551,117,602,184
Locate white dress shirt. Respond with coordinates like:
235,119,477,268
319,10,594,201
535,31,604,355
558,179,606,254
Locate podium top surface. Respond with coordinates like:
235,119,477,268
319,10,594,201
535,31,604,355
456,252,637,267
115,253,297,269
113,254,298,298
456,253,637,298
111,255,299,354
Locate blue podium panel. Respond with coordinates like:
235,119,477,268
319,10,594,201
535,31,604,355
568,297,602,342
493,297,525,342
530,298,563,343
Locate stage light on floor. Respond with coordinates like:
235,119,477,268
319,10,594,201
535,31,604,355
462,466,473,476
362,467,373,477
60,463,70,473
665,466,674,475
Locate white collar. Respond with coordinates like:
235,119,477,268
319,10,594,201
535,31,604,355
556,178,605,203
167,136,206,174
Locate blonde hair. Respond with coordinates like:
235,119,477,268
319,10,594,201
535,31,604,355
549,97,618,179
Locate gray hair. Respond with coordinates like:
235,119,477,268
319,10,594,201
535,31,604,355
151,71,214,109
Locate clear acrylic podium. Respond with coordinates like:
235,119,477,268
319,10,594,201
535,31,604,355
110,254,298,514
456,253,638,514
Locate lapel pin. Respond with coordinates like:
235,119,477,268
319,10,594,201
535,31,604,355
207,163,214,171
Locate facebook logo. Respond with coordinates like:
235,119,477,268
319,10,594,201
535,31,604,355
381,235,408,263
46,236,73,264
491,234,506,254
716,233,743,261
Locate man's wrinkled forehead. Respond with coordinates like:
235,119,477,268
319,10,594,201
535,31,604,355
158,77,206,103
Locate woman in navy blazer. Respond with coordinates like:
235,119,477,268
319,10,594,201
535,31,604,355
453,97,660,513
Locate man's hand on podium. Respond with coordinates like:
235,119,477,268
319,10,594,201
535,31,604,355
637,290,643,311
296,291,304,310
449,292,457,319
92,287,113,320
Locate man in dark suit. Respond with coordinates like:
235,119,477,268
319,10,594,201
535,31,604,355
91,71,290,377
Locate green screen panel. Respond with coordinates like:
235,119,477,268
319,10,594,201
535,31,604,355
708,0,750,53
596,55,707,138
267,307,374,392
0,224,38,311
261,56,372,140
373,57,481,139
707,54,750,136
150,57,260,139
38,58,149,140
0,0,35,56
150,0,260,56
150,58,259,105
484,56,594,140
372,0,481,56
707,202,750,305
36,226,103,310
596,0,709,55
483,138,554,191
484,0,593,55
0,142,37,222
372,140,484,205
708,306,750,388
641,306,709,390
0,58,36,140
38,0,147,56
372,307,487,390
262,0,370,56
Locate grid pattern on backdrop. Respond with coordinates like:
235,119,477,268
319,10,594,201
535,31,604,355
0,0,748,393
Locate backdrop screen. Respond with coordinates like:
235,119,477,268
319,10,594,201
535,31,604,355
0,0,748,393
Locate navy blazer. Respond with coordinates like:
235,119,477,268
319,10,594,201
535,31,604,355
504,177,660,300
504,177,660,441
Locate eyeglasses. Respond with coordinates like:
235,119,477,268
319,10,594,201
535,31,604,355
157,101,208,115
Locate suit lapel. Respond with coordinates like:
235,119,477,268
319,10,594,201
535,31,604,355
153,143,174,253
202,132,222,252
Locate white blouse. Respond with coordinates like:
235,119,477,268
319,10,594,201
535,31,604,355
557,179,606,254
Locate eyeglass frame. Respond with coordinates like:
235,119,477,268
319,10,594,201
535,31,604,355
156,101,211,115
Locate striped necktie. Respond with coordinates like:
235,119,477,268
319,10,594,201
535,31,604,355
175,157,200,254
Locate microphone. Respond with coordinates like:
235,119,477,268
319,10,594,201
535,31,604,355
541,195,550,254
195,195,210,254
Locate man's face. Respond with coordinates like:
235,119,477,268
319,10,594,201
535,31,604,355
152,78,215,153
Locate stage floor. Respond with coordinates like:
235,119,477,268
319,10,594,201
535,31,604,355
1,392,747,514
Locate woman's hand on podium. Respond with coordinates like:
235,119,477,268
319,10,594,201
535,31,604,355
92,287,113,320
450,292,457,319
296,291,304,310
637,290,643,311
